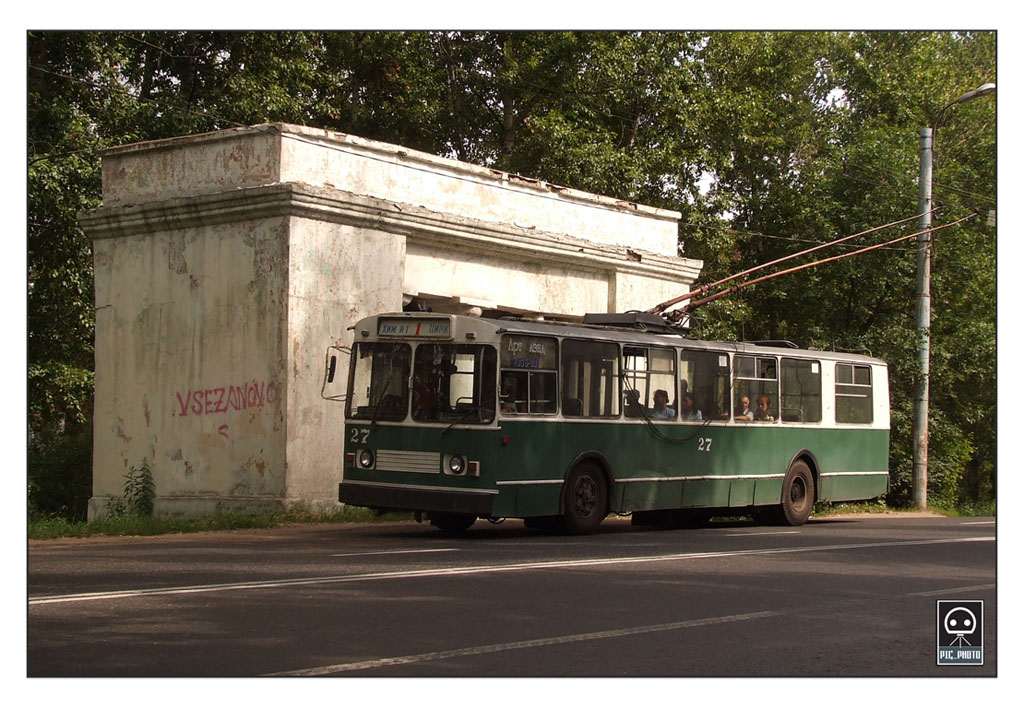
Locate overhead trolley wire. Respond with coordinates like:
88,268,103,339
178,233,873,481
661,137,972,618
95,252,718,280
660,211,980,324
720,227,916,253
649,210,931,316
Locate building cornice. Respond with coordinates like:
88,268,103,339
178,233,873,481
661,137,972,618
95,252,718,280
80,182,703,281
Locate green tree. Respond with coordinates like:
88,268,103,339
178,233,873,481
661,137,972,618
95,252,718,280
683,31,995,508
27,30,996,516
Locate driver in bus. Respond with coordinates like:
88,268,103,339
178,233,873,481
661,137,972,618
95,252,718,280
412,366,437,417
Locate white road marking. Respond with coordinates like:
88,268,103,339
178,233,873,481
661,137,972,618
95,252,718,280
725,531,801,537
263,610,781,676
329,548,459,558
960,521,996,525
28,535,993,607
910,584,996,597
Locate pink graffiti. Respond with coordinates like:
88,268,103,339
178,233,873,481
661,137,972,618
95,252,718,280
218,425,230,439
174,380,280,417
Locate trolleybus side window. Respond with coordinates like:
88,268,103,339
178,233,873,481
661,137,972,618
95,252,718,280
500,334,558,415
780,358,822,423
835,363,873,424
347,342,412,421
411,343,496,424
623,346,676,419
680,350,730,421
561,339,620,418
734,355,779,422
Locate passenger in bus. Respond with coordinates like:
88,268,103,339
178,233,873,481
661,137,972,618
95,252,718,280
500,377,520,414
650,389,676,419
735,396,753,421
625,389,644,418
564,397,583,416
754,394,774,422
681,392,703,420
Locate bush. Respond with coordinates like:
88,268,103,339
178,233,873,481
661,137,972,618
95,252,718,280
28,425,93,522
121,458,155,517
100,459,156,520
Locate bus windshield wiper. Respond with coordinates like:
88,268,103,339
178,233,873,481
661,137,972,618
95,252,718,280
368,378,393,431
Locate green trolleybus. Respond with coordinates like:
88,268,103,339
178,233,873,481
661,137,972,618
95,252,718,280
334,311,889,534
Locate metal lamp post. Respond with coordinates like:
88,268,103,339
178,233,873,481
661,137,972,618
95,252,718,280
912,82,995,510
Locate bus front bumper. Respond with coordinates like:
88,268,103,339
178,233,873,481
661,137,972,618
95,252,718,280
339,480,495,515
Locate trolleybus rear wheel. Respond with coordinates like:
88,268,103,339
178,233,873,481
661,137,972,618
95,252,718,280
777,460,815,526
562,462,607,535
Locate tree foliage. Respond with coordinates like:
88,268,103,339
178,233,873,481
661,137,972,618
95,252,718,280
27,30,996,513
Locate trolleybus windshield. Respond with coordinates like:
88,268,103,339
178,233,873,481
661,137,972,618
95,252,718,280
346,342,411,422
348,341,497,424
412,344,497,424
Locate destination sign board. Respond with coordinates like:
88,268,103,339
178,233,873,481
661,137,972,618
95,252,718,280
377,318,452,339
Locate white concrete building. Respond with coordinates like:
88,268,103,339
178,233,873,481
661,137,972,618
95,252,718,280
79,123,702,518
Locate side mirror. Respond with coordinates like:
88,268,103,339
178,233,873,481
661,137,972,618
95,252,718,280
321,346,350,402
327,355,338,384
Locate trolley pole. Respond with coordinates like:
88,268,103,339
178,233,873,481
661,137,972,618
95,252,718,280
912,128,933,510
911,82,994,511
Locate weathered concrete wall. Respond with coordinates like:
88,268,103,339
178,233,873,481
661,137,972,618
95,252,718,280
402,221,696,317
100,128,282,207
90,212,289,517
81,124,702,519
284,214,405,504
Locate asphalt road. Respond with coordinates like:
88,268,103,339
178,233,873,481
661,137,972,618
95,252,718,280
27,513,996,677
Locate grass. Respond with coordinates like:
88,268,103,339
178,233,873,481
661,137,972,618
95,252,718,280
28,507,414,540
812,499,893,517
29,499,995,540
928,499,996,518
813,498,996,518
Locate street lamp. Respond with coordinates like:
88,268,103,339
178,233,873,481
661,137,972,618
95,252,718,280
912,82,995,510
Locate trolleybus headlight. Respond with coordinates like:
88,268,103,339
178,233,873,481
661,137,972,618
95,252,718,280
446,454,467,475
357,449,375,469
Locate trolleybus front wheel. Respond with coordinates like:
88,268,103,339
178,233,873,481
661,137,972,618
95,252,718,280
562,462,607,535
776,460,815,526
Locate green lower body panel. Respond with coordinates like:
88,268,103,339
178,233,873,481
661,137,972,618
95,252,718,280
340,419,889,519
817,472,889,502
